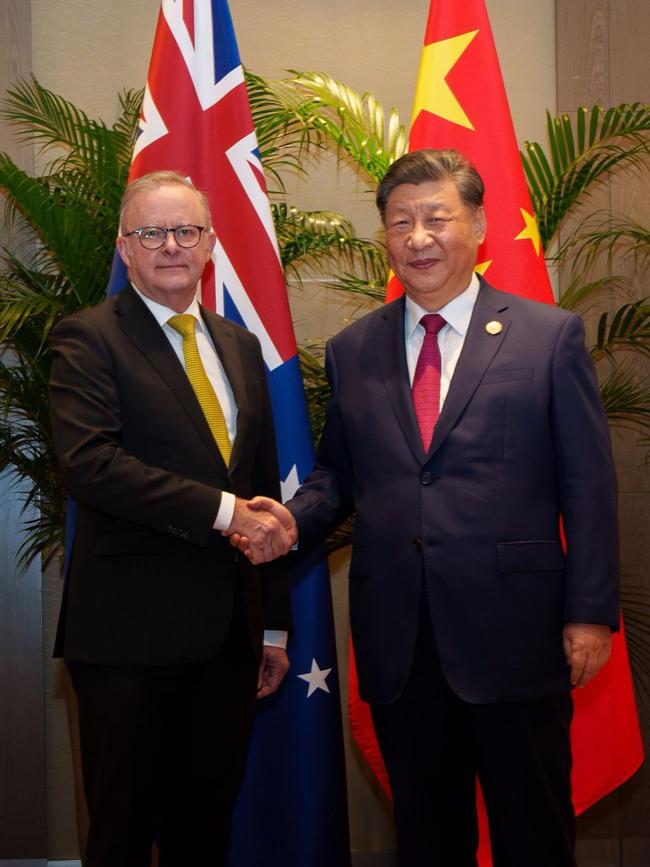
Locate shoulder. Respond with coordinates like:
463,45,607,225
51,291,128,346
481,280,578,332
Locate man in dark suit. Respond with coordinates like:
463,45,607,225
49,171,296,867
240,150,619,866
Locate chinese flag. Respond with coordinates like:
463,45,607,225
350,1,644,864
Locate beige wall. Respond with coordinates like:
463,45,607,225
27,0,556,859
31,0,555,242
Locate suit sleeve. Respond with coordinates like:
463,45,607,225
551,313,620,628
287,339,356,551
49,314,222,547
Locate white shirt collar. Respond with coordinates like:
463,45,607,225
131,283,205,332
405,272,480,340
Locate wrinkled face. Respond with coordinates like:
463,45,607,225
383,179,486,311
116,184,216,312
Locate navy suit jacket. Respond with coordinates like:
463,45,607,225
288,278,619,704
50,284,291,666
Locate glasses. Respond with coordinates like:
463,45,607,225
123,225,205,250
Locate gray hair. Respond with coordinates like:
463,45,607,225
119,170,212,233
376,149,484,220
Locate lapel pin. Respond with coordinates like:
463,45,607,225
485,320,503,335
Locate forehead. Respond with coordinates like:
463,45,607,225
385,179,464,213
125,184,205,224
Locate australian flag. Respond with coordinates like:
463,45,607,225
107,1,351,864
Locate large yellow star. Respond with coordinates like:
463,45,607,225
514,208,542,255
411,30,479,129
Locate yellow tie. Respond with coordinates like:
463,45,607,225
167,314,232,465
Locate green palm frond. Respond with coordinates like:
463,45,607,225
291,71,408,183
522,103,650,249
598,364,650,432
0,158,117,309
325,272,387,304
273,203,386,284
556,212,650,273
0,78,140,564
591,300,650,361
245,71,326,190
557,273,633,313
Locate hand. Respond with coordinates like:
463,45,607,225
257,645,290,698
228,496,297,564
224,497,296,564
562,622,612,688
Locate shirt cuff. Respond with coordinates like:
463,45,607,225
263,630,288,649
213,491,235,531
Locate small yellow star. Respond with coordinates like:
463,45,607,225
475,259,492,276
411,30,479,129
514,208,542,255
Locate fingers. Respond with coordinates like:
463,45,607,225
563,623,612,688
248,497,297,545
257,647,290,698
226,497,293,562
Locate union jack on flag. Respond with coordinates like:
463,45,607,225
107,1,351,864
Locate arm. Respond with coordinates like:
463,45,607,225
551,313,619,684
227,338,355,562
50,313,290,556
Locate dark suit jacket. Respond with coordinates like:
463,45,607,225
288,278,619,705
49,284,291,666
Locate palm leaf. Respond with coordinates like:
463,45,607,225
290,71,408,183
245,71,327,190
556,212,650,273
521,103,650,249
598,364,650,432
592,301,650,361
557,273,632,313
273,203,386,285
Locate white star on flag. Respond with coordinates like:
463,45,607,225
281,464,300,502
297,658,332,698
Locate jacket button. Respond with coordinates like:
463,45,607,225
421,471,433,486
413,537,423,551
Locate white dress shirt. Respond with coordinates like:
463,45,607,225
404,272,480,406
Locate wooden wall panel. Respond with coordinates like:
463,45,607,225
556,0,650,863
556,0,608,111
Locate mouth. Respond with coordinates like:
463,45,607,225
409,258,440,270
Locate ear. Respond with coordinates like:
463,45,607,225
115,235,132,267
205,229,217,260
473,206,487,244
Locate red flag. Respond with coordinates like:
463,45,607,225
351,1,643,863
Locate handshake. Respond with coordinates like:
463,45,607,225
224,496,297,564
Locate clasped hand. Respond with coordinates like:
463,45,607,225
224,496,296,564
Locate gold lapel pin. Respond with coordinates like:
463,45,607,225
485,320,503,335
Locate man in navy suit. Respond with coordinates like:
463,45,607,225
49,172,295,867
239,150,619,867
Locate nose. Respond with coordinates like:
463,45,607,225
406,221,435,250
162,229,181,251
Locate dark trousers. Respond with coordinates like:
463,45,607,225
68,616,258,867
371,595,575,867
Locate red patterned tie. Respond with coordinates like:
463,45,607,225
412,313,446,450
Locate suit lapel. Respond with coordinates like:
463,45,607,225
374,298,426,463
428,280,511,458
114,286,225,466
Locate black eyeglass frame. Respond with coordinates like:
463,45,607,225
122,225,205,250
